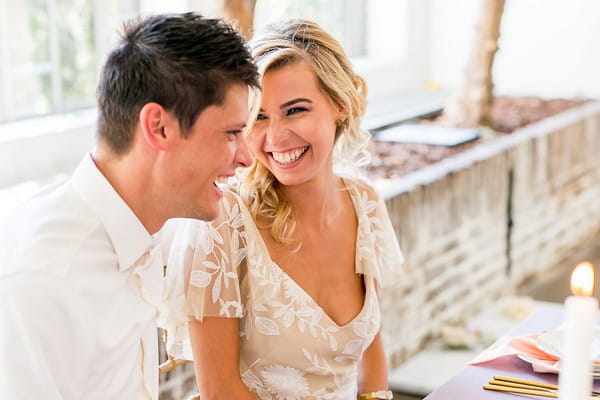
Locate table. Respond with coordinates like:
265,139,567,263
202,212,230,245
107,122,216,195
423,303,600,399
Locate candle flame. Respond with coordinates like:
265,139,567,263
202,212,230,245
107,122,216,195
570,261,595,296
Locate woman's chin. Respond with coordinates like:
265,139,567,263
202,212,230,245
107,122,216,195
272,173,309,187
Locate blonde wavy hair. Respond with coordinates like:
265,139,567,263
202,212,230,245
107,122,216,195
239,19,371,246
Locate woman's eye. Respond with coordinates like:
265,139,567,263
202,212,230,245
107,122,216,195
256,113,267,121
287,107,307,116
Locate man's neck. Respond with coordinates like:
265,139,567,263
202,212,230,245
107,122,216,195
92,145,164,234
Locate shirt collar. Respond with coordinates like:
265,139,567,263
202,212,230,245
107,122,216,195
71,153,154,272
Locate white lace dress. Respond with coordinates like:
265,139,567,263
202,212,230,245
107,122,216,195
160,179,403,400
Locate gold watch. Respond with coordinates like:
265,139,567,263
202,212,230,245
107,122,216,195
357,390,393,399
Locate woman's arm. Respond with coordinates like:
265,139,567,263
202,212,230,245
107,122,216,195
188,318,256,400
357,332,389,394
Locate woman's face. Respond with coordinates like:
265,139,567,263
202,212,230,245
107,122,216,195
247,59,343,187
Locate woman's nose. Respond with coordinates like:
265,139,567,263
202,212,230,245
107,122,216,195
265,118,289,146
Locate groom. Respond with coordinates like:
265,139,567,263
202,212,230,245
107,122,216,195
0,13,258,399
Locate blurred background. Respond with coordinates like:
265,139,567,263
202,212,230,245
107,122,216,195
1,0,599,122
0,0,598,200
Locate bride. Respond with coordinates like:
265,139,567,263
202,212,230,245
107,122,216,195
162,19,403,400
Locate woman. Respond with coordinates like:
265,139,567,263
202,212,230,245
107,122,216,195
163,19,403,400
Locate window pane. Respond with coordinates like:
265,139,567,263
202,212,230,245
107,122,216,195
6,0,53,118
1,0,138,122
58,0,96,110
254,0,366,57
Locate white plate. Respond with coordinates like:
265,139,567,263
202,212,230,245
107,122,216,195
517,353,600,376
537,329,600,367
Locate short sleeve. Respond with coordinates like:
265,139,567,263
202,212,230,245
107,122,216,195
184,192,247,321
159,192,248,360
372,189,404,286
353,180,404,288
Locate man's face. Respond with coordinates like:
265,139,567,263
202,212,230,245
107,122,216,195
162,84,251,221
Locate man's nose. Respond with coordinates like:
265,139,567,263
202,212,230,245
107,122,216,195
235,135,252,168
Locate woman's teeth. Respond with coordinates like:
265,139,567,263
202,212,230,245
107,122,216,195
271,147,308,164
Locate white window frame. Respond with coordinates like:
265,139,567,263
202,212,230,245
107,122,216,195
356,0,430,102
0,0,11,122
342,0,367,57
0,0,433,189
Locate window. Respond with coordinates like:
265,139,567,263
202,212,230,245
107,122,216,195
0,0,137,123
0,0,430,205
253,0,366,57
0,0,426,124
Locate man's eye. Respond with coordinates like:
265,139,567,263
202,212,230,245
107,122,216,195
227,130,242,136
287,107,307,116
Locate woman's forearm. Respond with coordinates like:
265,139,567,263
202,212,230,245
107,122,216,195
357,332,389,394
189,318,257,399
197,379,255,400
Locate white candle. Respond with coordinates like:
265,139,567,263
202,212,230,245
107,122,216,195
559,261,598,400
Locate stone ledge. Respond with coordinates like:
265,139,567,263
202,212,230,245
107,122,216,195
375,101,600,200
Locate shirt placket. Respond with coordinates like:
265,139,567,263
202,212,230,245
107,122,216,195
133,244,165,399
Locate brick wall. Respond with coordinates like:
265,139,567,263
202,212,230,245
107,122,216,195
379,101,600,367
509,110,600,286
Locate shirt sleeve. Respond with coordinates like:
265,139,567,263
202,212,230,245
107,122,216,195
0,274,87,399
160,192,247,360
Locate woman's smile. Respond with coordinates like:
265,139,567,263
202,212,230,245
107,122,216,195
270,146,310,166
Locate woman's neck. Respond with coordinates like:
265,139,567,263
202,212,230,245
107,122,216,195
281,168,345,230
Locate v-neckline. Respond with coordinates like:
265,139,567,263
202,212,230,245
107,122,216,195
240,178,369,329
267,258,371,329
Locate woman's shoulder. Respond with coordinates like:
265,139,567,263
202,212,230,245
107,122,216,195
215,187,260,238
342,176,380,202
218,187,252,217
221,186,244,204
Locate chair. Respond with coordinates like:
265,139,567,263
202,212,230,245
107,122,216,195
158,329,200,399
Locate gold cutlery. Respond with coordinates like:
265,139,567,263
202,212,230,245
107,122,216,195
482,375,600,398
494,375,600,395
483,383,557,398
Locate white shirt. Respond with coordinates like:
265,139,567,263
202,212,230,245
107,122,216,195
0,154,164,399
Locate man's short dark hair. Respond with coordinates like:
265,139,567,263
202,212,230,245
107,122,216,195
97,12,259,154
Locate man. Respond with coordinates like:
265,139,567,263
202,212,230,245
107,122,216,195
0,13,258,399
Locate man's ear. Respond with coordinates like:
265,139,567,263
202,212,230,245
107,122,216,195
139,102,171,151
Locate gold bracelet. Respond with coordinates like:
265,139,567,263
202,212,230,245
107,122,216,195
357,389,393,399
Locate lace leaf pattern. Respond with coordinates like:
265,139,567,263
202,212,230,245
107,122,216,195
186,193,246,319
165,181,402,399
350,182,404,287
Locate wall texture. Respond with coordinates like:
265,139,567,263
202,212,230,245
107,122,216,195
380,102,600,366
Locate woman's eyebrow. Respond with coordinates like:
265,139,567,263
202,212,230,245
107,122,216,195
280,98,312,109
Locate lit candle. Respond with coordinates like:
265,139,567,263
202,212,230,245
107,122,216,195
559,261,598,400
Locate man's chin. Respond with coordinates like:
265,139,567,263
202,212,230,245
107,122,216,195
192,204,220,222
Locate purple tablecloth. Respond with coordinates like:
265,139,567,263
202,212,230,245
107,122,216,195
424,303,600,399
